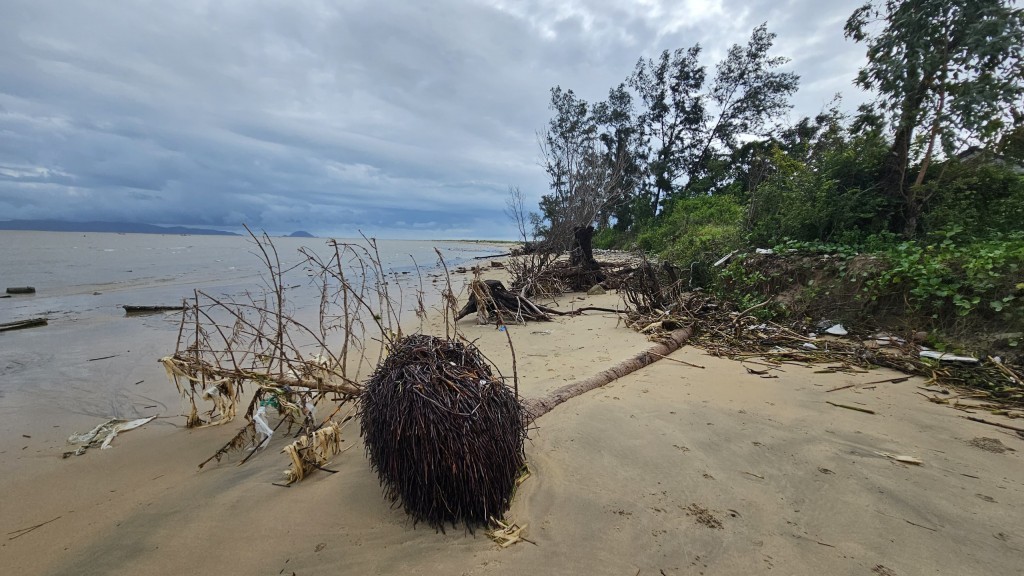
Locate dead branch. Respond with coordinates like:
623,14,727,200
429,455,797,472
457,279,556,323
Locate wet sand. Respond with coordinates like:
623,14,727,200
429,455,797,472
1,267,1022,575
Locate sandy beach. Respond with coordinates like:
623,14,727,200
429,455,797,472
2,265,1022,576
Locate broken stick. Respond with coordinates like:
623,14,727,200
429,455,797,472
826,401,875,414
8,515,62,541
647,351,705,369
963,416,1024,434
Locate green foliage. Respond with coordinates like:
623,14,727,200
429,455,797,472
711,262,781,319
845,0,1024,234
921,160,1024,237
593,226,627,249
747,132,888,246
846,0,1024,153
636,195,744,269
529,0,1024,348
629,45,706,212
625,24,799,218
865,229,1024,322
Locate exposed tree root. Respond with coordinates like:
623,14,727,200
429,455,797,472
457,279,562,323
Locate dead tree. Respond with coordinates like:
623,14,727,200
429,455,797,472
568,225,605,290
507,89,629,297
456,280,557,323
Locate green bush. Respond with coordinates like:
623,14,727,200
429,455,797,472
711,261,780,318
593,226,627,249
636,195,744,265
864,229,1024,325
921,161,1024,238
747,140,886,246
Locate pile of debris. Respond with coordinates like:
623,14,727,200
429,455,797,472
619,275,1023,411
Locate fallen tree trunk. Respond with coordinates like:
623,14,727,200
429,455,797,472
0,317,48,332
457,279,562,323
123,305,186,315
524,327,693,422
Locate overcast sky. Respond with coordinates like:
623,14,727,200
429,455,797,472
0,0,871,239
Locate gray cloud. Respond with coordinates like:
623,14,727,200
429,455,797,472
0,0,869,238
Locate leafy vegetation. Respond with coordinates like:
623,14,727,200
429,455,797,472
522,0,1024,353
845,0,1024,236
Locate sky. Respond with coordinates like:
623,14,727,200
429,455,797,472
0,0,872,239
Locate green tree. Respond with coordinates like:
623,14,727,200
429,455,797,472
628,24,798,206
845,0,1024,236
746,105,891,246
591,84,643,231
688,23,799,195
628,45,706,213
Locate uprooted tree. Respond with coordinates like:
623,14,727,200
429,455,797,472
160,231,394,478
505,86,630,295
157,229,705,531
158,230,539,530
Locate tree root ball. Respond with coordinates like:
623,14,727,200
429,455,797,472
359,334,528,530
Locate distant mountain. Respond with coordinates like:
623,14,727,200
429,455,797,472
0,219,240,236
288,230,315,238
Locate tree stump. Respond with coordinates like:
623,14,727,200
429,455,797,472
568,225,605,291
456,280,557,323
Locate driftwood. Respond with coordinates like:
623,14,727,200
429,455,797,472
456,280,562,323
6,286,36,294
524,327,693,421
457,279,624,324
0,317,48,332
963,416,1024,434
123,305,185,315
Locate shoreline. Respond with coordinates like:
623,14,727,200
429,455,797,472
2,263,1023,575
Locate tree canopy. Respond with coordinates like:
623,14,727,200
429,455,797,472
533,23,799,246
845,0,1024,235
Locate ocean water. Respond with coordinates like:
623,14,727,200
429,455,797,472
0,232,503,446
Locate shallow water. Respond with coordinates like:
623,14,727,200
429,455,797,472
0,232,501,443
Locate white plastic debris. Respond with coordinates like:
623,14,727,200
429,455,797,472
825,324,848,336
67,415,157,450
802,342,819,350
872,333,906,346
919,350,979,363
755,248,775,255
253,404,274,450
875,451,923,465
713,250,739,267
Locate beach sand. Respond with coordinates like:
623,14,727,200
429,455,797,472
2,267,1022,575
